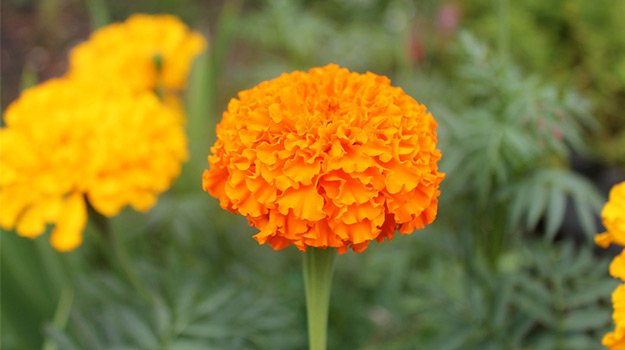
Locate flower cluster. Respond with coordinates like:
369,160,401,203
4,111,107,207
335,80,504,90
203,64,445,253
68,14,206,95
596,181,625,349
0,14,205,251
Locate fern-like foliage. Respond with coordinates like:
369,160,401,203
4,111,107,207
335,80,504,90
424,32,603,261
352,232,616,350
44,268,302,350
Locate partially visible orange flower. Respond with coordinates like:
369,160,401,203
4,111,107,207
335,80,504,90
597,181,625,348
0,78,187,251
596,182,625,248
68,14,206,94
603,284,625,349
203,64,445,253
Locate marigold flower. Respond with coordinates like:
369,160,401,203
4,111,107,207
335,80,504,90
68,14,206,94
202,64,445,253
611,252,625,281
596,182,625,248
604,284,625,349
0,78,187,251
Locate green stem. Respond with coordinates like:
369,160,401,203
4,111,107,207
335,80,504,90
41,286,74,350
86,199,153,303
84,0,110,29
497,0,509,67
303,247,336,350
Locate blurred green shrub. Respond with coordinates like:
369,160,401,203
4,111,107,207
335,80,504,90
462,0,625,166
408,32,603,263
350,232,616,350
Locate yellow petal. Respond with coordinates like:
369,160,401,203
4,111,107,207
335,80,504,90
0,186,37,230
16,196,63,238
612,252,625,281
596,232,613,248
50,193,87,252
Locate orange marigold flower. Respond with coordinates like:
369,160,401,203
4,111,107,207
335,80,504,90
604,284,625,349
68,14,206,94
596,182,625,248
0,79,187,251
202,64,445,253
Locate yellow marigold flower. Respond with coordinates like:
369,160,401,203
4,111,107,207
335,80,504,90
596,182,625,248
0,78,187,251
611,251,625,281
68,14,206,94
604,284,625,349
202,64,445,253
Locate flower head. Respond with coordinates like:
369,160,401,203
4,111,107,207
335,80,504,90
0,78,188,251
604,284,625,349
68,14,206,94
596,182,625,248
203,64,444,253
596,181,625,348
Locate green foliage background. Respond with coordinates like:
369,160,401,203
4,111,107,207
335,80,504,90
1,0,624,349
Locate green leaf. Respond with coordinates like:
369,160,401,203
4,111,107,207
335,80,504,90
564,334,599,350
544,188,566,241
193,287,237,319
118,309,158,349
43,324,79,350
513,293,554,326
169,339,220,350
181,323,234,338
565,279,618,307
526,183,548,231
152,297,172,336
562,308,611,331
574,198,596,239
428,327,476,350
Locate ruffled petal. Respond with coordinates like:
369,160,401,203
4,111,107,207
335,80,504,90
50,193,87,252
203,64,444,253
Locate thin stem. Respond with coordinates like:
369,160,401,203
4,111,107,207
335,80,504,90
84,0,110,29
86,199,153,303
41,286,74,350
303,247,336,350
497,0,509,67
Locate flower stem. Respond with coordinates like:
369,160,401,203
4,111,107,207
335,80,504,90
303,247,336,350
86,199,153,303
41,286,74,350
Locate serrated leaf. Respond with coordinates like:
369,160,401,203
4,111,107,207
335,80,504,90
565,279,619,306
492,275,515,325
175,279,199,319
118,309,158,349
517,274,552,302
70,312,103,350
526,183,548,231
43,324,79,350
509,183,532,228
181,323,235,338
564,334,597,350
152,297,171,336
193,287,237,319
574,197,596,239
428,327,475,350
169,339,220,350
544,188,566,241
513,294,554,326
562,308,611,331
528,332,556,350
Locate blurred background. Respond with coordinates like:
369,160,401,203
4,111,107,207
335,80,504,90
2,0,625,349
